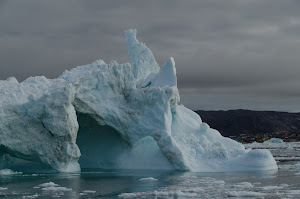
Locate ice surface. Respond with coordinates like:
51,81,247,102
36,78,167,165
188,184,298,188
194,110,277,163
265,138,284,143
0,29,277,172
82,190,96,193
233,182,253,189
139,177,158,181
41,186,72,192
244,138,293,149
22,193,39,199
118,193,139,198
38,182,59,188
76,113,174,170
0,169,22,175
79,190,97,196
38,182,72,192
118,190,197,198
125,29,159,82
151,57,177,87
261,185,286,190
227,191,265,197
0,76,80,172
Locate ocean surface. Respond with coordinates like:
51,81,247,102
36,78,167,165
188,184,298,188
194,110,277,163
1,142,300,199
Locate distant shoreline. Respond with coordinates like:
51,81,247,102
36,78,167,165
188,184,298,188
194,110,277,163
194,109,300,143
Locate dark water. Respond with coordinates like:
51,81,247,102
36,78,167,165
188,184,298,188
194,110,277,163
1,143,300,199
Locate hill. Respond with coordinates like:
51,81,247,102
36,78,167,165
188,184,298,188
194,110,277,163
195,110,300,137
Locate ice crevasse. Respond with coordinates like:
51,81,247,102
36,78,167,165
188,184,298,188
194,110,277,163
0,29,277,172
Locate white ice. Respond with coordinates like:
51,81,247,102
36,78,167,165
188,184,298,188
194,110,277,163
118,190,197,198
0,169,22,175
139,177,158,182
0,29,277,172
227,191,265,197
42,186,72,192
38,182,59,188
22,194,39,199
38,182,72,192
233,182,253,189
82,190,96,193
244,138,293,149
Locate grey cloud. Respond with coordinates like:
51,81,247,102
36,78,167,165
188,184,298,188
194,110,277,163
0,0,299,111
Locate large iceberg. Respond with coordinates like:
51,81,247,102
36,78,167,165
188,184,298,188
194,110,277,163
0,29,277,172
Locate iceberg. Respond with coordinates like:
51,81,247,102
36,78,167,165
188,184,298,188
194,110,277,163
0,29,277,172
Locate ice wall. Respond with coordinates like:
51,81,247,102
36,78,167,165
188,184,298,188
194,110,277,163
0,29,277,172
0,77,80,172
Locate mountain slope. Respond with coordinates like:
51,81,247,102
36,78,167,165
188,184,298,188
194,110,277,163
195,110,300,136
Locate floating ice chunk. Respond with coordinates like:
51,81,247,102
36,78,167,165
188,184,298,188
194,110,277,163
152,57,177,87
139,177,158,182
38,182,59,188
278,162,300,171
118,189,198,198
37,182,72,193
223,149,277,171
152,190,197,197
227,191,265,197
295,172,300,175
265,138,284,143
244,138,292,149
0,169,22,175
82,190,96,193
22,193,39,199
42,186,72,192
0,187,7,190
233,182,253,189
261,185,285,190
118,192,140,198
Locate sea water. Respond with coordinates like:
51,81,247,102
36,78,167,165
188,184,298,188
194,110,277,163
1,142,300,199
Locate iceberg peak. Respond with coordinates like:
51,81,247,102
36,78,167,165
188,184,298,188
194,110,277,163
125,29,160,81
152,57,177,87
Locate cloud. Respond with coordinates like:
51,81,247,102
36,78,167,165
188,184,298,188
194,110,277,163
0,0,299,111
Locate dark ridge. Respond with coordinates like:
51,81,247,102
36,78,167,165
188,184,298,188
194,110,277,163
194,109,300,137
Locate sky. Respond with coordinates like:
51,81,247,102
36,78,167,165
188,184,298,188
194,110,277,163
0,0,299,112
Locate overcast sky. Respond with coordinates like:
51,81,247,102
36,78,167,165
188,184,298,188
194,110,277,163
0,0,299,112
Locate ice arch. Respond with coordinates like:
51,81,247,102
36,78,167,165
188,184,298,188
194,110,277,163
0,29,277,172
76,113,173,170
